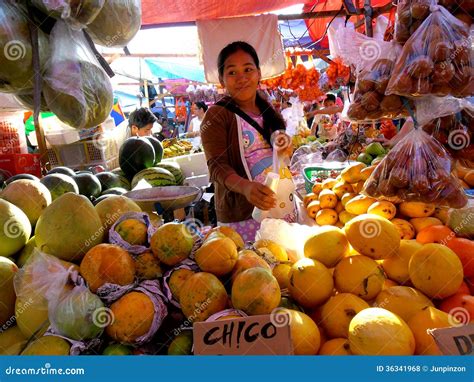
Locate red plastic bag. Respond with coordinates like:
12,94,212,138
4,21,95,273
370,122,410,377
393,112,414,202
387,5,473,98
363,128,468,208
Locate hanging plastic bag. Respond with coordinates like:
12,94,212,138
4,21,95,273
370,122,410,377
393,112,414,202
31,0,105,30
86,0,141,47
387,6,473,98
363,128,468,208
394,0,433,44
43,21,114,129
0,2,50,94
328,17,354,58
420,99,474,161
347,41,409,122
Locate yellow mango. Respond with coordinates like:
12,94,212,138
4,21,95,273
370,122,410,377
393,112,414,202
345,195,376,215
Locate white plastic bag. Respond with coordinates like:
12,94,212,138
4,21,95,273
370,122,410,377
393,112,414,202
43,21,113,129
31,0,105,29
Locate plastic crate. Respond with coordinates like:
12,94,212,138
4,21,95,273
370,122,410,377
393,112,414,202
47,132,121,171
0,112,28,154
0,154,41,177
42,116,116,145
303,162,351,194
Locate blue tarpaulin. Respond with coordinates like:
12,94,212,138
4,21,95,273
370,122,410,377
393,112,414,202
144,58,206,82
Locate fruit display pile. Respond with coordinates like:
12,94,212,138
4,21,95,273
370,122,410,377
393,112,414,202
1,159,472,355
162,138,193,158
261,62,323,100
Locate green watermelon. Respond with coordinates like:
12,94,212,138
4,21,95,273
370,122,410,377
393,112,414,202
144,136,164,165
119,137,155,178
5,173,39,185
96,172,131,191
131,167,176,189
73,173,102,199
40,174,79,200
47,166,76,177
101,187,128,196
155,162,184,185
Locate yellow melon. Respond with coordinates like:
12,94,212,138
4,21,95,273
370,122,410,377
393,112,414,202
381,240,422,284
344,214,400,260
0,326,28,355
334,255,385,301
288,258,333,308
408,307,460,355
320,293,370,338
272,263,292,290
348,307,415,355
374,286,434,322
319,338,352,355
304,226,349,267
254,240,289,263
21,336,71,355
285,309,321,355
408,244,463,299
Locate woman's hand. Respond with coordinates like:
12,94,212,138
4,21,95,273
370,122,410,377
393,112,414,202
243,181,277,211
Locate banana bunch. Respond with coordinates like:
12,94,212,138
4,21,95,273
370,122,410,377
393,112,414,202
163,139,193,158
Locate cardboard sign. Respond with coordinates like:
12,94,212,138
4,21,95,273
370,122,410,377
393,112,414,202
429,324,474,355
193,314,293,355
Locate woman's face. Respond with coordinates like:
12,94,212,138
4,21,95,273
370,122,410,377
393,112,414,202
194,105,205,119
220,50,261,104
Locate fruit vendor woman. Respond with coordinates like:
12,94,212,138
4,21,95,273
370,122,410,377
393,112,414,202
201,41,294,241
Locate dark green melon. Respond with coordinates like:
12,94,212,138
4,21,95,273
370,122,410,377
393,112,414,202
119,137,155,178
73,173,102,199
144,136,164,165
48,166,76,177
96,171,131,191
5,174,39,185
100,187,128,196
40,174,79,201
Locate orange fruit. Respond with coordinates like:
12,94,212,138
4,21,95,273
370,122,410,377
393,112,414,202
408,243,463,299
408,307,459,355
439,294,474,324
319,338,352,355
416,225,454,245
231,268,281,315
446,238,474,278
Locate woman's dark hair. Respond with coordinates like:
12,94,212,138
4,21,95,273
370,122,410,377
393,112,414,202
217,41,260,79
128,107,157,128
194,101,208,112
217,41,286,136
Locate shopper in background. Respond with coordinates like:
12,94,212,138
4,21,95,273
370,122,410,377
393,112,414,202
186,102,208,148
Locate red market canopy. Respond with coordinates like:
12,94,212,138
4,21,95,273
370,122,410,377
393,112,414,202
141,0,311,27
303,0,393,42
